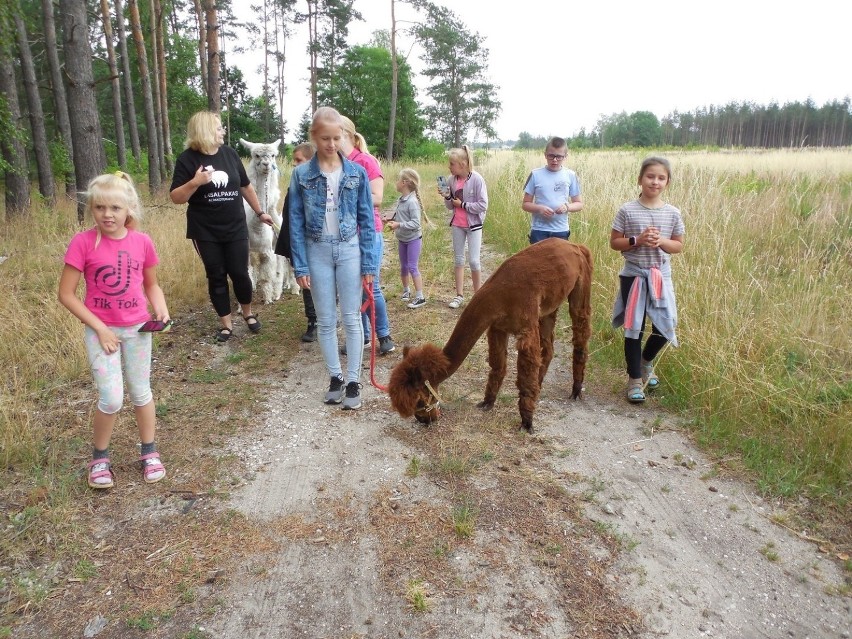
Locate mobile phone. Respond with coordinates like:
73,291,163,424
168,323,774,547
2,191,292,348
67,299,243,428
138,319,173,333
436,176,448,191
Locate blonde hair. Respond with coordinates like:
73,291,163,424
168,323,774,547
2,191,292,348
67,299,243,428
448,144,473,173
340,115,368,151
84,172,142,246
185,111,222,155
310,106,344,144
398,168,431,227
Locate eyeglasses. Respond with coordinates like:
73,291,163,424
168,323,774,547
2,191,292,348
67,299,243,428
545,153,565,161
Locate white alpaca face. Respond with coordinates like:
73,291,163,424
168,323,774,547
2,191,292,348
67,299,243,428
240,139,281,178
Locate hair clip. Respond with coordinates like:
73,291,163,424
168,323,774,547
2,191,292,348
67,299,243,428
114,170,127,180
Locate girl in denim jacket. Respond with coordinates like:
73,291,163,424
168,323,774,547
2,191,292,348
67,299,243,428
289,107,377,410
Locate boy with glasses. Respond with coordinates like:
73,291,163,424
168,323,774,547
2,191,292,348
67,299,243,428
522,137,583,244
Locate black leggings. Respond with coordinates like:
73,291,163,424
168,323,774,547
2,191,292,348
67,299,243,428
620,276,668,379
193,239,253,317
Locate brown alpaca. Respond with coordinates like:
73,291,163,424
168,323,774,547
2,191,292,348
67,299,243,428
388,238,593,432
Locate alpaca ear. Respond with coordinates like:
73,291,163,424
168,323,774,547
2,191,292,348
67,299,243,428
402,345,411,358
239,138,254,151
271,139,281,151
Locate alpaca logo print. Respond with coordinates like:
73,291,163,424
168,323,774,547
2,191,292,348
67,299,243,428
205,165,229,189
94,250,131,296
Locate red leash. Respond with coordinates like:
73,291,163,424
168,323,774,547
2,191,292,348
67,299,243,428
361,280,388,391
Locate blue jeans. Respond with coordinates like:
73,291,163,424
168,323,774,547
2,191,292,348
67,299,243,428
307,234,363,384
529,229,570,244
361,232,390,340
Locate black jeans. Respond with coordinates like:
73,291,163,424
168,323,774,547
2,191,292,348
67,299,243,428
193,239,253,317
619,275,668,379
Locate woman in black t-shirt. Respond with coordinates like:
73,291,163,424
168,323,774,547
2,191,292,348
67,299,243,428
170,111,273,342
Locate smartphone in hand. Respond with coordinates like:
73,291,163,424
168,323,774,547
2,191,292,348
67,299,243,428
138,319,173,333
436,175,449,195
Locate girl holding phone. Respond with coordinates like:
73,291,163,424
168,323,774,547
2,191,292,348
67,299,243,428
59,172,170,489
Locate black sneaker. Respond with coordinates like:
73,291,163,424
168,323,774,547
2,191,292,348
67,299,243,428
324,375,345,404
406,296,426,309
301,322,316,343
379,335,396,354
342,381,362,410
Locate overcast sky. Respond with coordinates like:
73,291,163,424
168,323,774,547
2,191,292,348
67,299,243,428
230,0,851,141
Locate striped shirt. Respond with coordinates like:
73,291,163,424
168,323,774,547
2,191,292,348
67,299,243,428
612,199,684,268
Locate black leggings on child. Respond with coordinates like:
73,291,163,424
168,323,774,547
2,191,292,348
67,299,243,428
193,239,253,318
619,275,668,379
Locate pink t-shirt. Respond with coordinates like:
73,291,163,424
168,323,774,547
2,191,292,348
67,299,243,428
64,228,159,326
451,175,468,227
347,148,384,231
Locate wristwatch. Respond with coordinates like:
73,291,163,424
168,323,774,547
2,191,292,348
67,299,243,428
628,236,636,246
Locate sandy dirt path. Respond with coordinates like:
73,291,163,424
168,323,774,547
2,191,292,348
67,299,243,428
206,343,850,639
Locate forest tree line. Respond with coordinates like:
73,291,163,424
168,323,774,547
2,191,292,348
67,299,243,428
514,99,851,150
0,0,500,218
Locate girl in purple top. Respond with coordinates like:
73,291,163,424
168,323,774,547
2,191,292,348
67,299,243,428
59,173,170,489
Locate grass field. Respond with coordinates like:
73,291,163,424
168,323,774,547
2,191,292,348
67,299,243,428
1,147,850,629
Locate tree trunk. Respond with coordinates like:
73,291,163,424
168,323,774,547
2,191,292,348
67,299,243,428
193,0,208,98
274,0,287,142
99,0,128,169
127,0,161,191
154,0,173,175
0,52,31,218
58,0,107,222
40,0,75,197
386,0,398,160
307,0,318,113
147,0,166,181
205,0,221,113
114,0,141,162
14,12,55,203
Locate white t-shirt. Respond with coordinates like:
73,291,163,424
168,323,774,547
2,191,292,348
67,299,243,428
322,168,342,237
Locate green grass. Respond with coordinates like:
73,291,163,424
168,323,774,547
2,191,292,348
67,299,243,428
451,500,477,538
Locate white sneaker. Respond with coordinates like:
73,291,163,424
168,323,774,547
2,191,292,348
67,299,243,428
407,296,427,309
448,295,463,309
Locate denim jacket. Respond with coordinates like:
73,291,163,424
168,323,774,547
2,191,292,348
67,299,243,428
288,153,377,278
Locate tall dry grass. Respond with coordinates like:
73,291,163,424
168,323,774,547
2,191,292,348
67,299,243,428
476,148,852,500
2,148,850,505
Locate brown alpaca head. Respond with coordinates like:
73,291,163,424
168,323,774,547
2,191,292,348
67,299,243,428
388,344,451,424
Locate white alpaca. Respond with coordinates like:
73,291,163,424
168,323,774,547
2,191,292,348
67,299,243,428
239,138,297,303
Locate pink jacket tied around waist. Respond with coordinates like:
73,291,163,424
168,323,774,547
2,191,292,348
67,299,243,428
611,260,678,347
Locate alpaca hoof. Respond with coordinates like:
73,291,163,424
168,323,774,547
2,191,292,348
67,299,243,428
520,421,534,434
476,400,494,411
571,381,584,399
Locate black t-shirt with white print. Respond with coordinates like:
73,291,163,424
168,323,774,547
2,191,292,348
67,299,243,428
171,145,250,242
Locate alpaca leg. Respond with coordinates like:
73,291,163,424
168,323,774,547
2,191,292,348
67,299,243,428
538,310,558,388
568,273,592,399
248,253,258,291
477,327,508,411
515,329,542,433
272,255,285,301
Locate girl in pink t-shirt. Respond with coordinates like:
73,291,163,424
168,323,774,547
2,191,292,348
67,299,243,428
59,173,170,489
